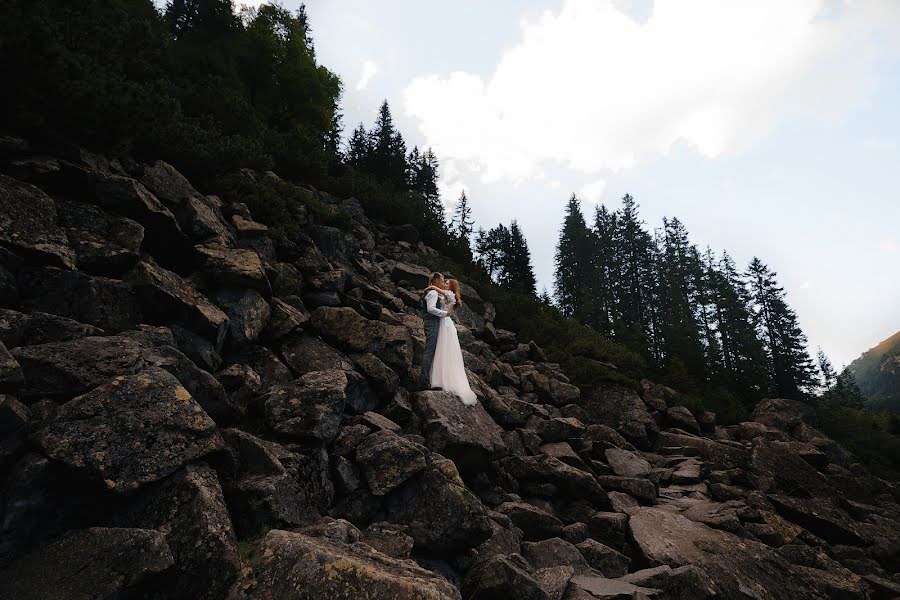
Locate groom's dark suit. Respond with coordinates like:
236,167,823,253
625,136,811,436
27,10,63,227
420,288,446,388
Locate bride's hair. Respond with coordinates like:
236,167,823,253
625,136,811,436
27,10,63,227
447,279,463,306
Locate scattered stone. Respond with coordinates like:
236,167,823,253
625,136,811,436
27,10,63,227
605,447,652,478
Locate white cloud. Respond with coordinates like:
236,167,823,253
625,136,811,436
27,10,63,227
356,60,378,91
578,180,608,205
402,0,900,185
879,239,899,254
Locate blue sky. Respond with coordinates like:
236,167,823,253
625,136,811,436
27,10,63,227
234,0,900,368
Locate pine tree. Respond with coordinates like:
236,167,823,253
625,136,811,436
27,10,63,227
817,347,837,391
347,123,371,170
612,195,656,360
539,287,553,305
503,221,537,296
746,257,816,398
592,205,618,336
475,225,509,282
657,217,706,380
369,100,407,188
827,368,866,408
554,195,598,323
451,191,475,244
711,252,769,400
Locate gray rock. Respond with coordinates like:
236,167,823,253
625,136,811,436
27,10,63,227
213,288,270,344
413,390,507,470
264,370,352,442
386,459,493,553
194,244,270,292
19,267,142,332
576,539,631,577
462,553,550,600
32,367,222,493
0,174,74,269
126,261,228,348
56,198,143,276
114,464,240,600
246,529,461,600
355,430,428,495
605,448,652,478
496,501,564,541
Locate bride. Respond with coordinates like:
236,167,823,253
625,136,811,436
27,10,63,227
429,278,477,405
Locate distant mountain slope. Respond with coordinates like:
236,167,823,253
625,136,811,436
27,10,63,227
849,330,900,412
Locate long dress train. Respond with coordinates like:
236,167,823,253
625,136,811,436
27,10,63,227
430,291,477,405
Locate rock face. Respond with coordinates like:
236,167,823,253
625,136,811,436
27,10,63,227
1,143,897,600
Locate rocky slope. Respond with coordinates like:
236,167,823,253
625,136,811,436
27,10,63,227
0,136,899,600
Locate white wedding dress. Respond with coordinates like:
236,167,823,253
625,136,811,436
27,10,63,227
430,290,478,405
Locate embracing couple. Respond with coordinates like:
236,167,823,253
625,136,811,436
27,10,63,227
419,272,477,406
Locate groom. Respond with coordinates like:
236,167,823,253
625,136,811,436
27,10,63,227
420,271,452,390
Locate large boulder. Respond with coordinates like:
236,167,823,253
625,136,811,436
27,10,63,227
0,174,74,269
583,383,658,449
0,308,104,348
56,198,143,276
0,527,174,600
752,398,817,433
279,333,353,376
94,174,189,260
666,405,701,435
627,506,866,600
264,370,354,442
496,502,564,541
246,529,461,600
11,335,149,399
604,448,652,478
0,341,24,389
114,463,240,600
219,429,312,537
767,495,865,546
18,267,142,332
355,430,428,496
750,439,835,499
138,160,200,207
462,553,550,600
501,454,608,505
212,288,271,345
126,261,228,348
386,459,493,553
413,390,507,469
32,367,222,493
310,307,413,370
194,244,269,292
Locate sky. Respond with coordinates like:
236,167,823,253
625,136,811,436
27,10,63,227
233,0,900,368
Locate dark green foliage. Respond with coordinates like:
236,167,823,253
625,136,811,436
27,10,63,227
451,191,475,246
817,407,900,480
474,222,537,296
746,257,816,398
1,0,342,184
847,331,900,413
211,172,350,239
554,195,601,324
